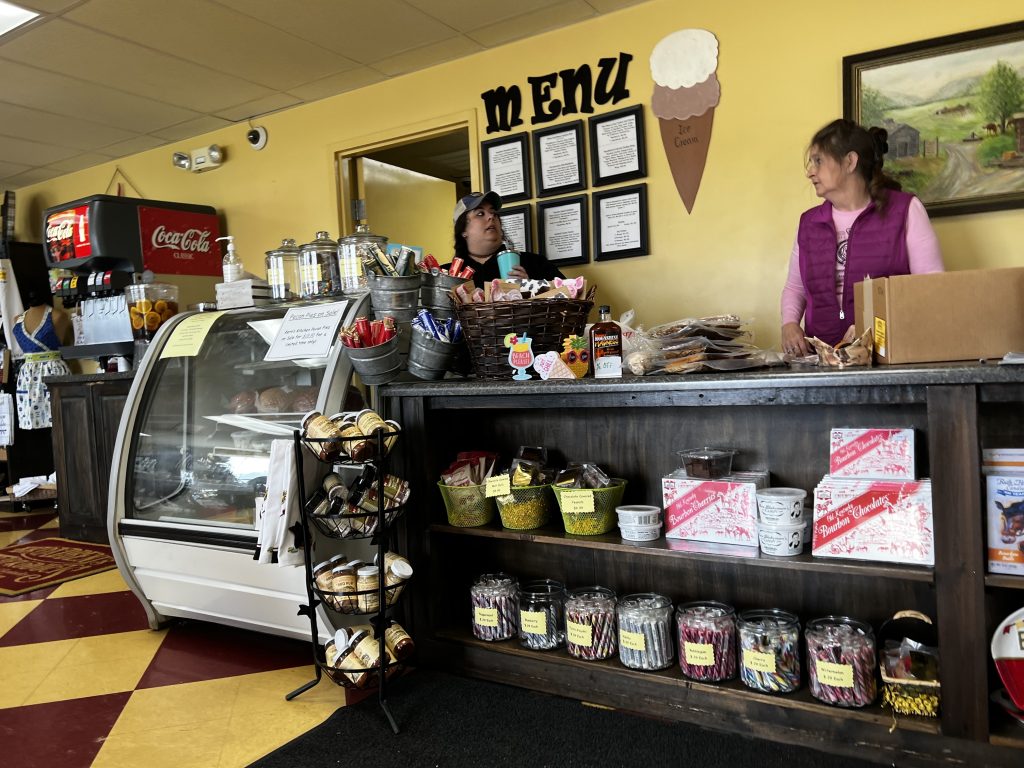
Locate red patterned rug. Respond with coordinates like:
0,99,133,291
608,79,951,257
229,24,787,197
0,538,116,596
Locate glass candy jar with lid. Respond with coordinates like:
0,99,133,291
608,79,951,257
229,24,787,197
337,223,387,293
617,592,674,670
299,231,341,298
564,586,617,661
470,573,518,642
676,600,738,682
518,579,565,651
737,608,801,694
265,238,301,301
805,615,877,707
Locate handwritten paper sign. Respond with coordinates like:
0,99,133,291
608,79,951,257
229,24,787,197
485,474,511,498
160,311,225,358
264,301,348,362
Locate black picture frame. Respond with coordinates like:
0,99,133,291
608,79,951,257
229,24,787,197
536,195,589,266
843,20,1024,218
588,105,647,187
592,183,648,261
480,132,531,202
497,203,533,253
532,120,587,198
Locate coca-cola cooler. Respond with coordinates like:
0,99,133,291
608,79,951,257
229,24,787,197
43,195,222,360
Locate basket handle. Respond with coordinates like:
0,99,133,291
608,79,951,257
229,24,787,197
892,610,932,624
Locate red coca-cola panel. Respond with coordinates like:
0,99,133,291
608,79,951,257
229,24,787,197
44,205,92,262
138,206,221,276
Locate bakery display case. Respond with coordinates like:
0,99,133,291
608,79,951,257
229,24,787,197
108,295,369,640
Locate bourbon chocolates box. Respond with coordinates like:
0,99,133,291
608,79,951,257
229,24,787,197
662,471,767,546
812,477,934,565
987,473,1024,576
829,428,915,480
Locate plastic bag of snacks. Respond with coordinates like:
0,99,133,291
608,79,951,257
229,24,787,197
552,463,625,535
625,314,775,375
438,451,499,527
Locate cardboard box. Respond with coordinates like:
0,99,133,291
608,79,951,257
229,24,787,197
829,428,915,480
987,473,1024,576
854,268,1024,364
663,474,763,546
812,477,934,565
983,448,1024,475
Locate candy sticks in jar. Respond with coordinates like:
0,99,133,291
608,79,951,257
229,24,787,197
518,579,566,651
676,600,737,682
617,593,674,671
565,586,617,661
470,573,518,642
737,608,801,694
805,616,877,707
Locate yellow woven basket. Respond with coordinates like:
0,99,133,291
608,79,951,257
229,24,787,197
553,480,626,535
438,482,495,527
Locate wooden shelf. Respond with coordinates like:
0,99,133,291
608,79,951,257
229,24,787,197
986,574,1024,590
430,522,935,583
990,714,1024,749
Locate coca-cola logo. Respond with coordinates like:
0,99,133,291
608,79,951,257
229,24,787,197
150,225,212,253
46,218,74,241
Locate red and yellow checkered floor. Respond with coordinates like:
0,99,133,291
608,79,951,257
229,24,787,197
0,509,345,767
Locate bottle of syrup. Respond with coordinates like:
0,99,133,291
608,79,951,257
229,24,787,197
590,305,622,378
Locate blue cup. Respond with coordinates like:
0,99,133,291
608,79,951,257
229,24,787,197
497,250,521,279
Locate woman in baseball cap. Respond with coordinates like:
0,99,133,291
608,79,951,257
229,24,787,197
444,191,563,289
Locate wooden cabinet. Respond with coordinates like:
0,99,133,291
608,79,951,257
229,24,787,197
48,374,133,543
382,365,1024,767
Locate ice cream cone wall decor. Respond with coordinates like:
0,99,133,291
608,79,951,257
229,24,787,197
650,29,720,214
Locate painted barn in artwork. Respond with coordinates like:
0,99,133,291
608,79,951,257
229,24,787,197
883,120,921,159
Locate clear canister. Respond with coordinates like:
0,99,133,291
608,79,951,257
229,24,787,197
337,223,387,293
676,600,737,682
805,615,876,707
518,579,565,651
264,238,300,301
617,592,674,670
299,230,340,297
737,608,801,694
564,586,617,661
470,573,518,641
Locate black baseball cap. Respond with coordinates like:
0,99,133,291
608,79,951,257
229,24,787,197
453,191,502,222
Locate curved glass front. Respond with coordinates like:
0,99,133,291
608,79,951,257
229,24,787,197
126,308,334,531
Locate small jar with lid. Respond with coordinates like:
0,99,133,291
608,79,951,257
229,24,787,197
737,608,801,694
470,573,518,641
330,562,358,611
518,579,565,651
265,237,301,301
805,616,876,707
337,223,387,293
384,622,415,661
299,231,341,297
676,600,737,682
564,586,617,661
383,558,413,605
617,593,674,670
355,565,381,613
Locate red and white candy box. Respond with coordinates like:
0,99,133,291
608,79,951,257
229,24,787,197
662,474,761,546
829,428,915,480
812,477,933,565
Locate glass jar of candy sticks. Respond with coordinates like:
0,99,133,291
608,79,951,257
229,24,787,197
470,573,518,642
565,586,617,661
617,593,675,670
805,616,876,707
676,600,737,682
518,579,566,651
737,608,801,693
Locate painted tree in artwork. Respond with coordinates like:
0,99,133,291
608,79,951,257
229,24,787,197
978,60,1024,134
860,86,888,129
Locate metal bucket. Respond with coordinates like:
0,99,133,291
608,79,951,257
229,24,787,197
345,335,402,385
407,332,459,380
368,272,421,316
420,272,464,322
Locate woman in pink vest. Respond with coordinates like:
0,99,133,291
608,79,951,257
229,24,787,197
780,119,944,355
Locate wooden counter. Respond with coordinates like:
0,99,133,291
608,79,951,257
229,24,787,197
381,364,1024,767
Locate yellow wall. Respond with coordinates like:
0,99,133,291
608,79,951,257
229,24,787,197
14,0,1024,348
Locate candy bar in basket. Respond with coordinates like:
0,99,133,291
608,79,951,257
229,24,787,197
451,276,589,304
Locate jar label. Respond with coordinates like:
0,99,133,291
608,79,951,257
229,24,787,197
620,629,645,651
743,649,777,674
567,621,593,647
562,490,595,515
684,641,715,666
816,660,854,688
520,609,547,635
474,607,499,627
485,475,511,498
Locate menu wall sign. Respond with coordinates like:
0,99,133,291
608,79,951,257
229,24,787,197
481,52,632,134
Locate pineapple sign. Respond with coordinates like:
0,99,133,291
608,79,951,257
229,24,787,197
561,335,590,378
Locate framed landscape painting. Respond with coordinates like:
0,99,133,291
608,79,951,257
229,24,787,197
844,21,1024,217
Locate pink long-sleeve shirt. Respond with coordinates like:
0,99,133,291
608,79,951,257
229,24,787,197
781,196,944,326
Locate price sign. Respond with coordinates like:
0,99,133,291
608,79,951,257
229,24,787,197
485,475,511,497
264,301,348,361
561,489,595,514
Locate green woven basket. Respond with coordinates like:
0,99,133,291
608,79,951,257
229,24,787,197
553,480,626,535
438,482,495,527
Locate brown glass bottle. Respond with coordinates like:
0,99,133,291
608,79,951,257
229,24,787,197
590,305,622,378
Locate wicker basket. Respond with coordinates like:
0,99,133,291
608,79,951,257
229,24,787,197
438,482,495,527
880,670,940,717
495,485,553,530
453,292,595,380
553,480,627,535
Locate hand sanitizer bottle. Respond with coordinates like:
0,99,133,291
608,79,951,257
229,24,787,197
217,235,243,283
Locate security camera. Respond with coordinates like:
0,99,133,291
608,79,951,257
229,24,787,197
246,126,268,150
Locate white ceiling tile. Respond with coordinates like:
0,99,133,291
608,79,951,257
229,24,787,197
15,1,80,12
402,0,559,34
469,0,596,48
95,134,168,157
0,19,274,113
150,115,234,142
0,160,32,178
213,93,301,123
585,0,649,12
0,134,79,165
65,0,359,91
0,101,136,150
46,152,116,173
3,166,65,187
372,35,484,78
285,67,388,103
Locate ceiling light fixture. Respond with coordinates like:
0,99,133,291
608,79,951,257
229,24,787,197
0,1,38,38
171,152,191,171
171,144,223,173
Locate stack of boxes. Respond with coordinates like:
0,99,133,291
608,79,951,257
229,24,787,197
662,465,768,548
984,449,1024,576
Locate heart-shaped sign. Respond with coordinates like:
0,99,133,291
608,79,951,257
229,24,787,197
533,351,559,380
